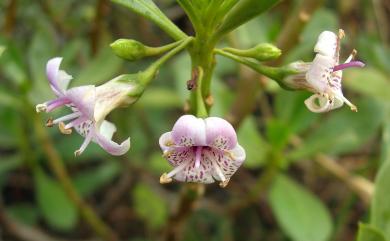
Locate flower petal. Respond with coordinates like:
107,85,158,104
94,79,136,123
46,57,62,93
46,57,73,96
205,117,237,151
159,132,174,152
173,149,214,184
65,86,96,119
171,115,206,146
57,70,73,92
314,31,338,57
306,54,335,93
206,146,244,181
304,94,332,113
94,120,130,156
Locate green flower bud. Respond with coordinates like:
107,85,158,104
110,39,181,61
223,43,281,61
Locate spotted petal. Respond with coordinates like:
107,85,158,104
208,144,245,182
205,117,237,151
306,54,334,93
94,120,130,156
173,149,214,184
171,115,206,146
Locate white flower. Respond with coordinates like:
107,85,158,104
304,29,365,113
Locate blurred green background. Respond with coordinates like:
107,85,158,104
0,0,390,241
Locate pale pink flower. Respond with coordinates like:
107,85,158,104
36,57,131,156
159,115,245,187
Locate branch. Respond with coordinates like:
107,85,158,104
162,183,204,241
314,154,374,206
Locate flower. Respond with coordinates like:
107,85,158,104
159,115,246,187
36,57,133,156
303,29,365,113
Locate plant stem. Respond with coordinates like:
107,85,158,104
33,114,118,241
214,49,293,87
188,33,218,113
162,183,204,241
142,37,194,85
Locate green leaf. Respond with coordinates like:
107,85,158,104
133,183,168,229
0,154,22,176
6,203,39,226
289,98,383,161
357,223,387,241
0,46,5,57
269,174,333,241
344,68,390,102
216,0,281,37
238,117,268,168
371,153,390,239
73,161,120,197
34,168,78,231
0,40,28,86
275,91,319,134
112,0,187,40
381,120,390,164
0,86,23,109
266,119,290,151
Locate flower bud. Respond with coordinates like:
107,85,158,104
110,39,148,61
223,43,281,61
110,39,180,61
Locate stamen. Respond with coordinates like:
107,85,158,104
212,160,226,182
36,104,47,113
164,140,175,146
195,146,202,169
59,122,72,135
74,133,93,156
340,95,358,112
338,29,345,39
333,61,365,72
52,112,81,125
344,49,357,64
219,179,230,188
160,159,192,184
46,117,54,127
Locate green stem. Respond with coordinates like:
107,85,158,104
146,40,184,56
188,36,217,115
194,67,208,118
215,49,282,79
141,37,194,85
